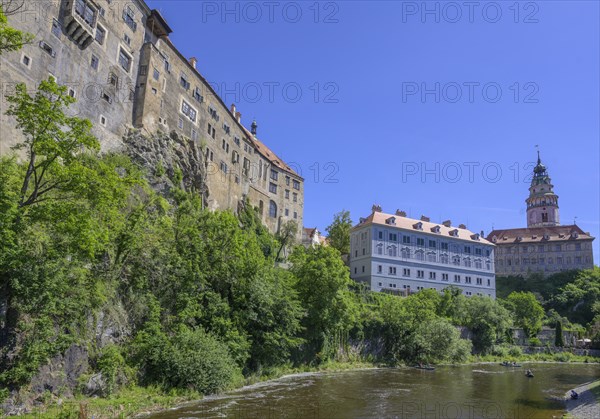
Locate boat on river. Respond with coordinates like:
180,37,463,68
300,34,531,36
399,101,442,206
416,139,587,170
500,362,522,367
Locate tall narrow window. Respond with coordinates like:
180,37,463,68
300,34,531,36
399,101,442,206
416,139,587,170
118,48,132,72
269,201,277,218
95,25,106,44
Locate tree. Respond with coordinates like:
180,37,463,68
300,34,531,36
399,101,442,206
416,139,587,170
458,296,513,354
0,4,33,54
555,321,564,347
275,220,298,261
290,245,357,362
325,210,352,255
506,291,545,338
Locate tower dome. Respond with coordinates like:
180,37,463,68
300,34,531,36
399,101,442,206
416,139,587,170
526,151,560,227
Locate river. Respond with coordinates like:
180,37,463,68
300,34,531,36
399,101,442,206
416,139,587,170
148,363,599,418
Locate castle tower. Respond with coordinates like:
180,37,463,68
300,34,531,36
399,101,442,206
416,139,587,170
526,152,560,227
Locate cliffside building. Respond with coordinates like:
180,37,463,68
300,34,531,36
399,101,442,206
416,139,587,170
0,0,304,238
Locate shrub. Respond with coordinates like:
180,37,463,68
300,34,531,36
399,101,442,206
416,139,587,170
97,345,125,395
529,337,542,347
553,352,574,362
508,345,522,357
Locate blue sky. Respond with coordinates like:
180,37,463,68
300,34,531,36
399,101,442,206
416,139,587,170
146,1,600,263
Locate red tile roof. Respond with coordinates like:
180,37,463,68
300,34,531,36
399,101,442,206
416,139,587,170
486,225,594,244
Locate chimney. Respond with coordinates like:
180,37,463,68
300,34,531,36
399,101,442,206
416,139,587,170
235,111,242,123
420,215,430,222
371,204,382,213
395,210,407,217
458,223,467,229
189,57,197,69
481,230,484,237
442,220,452,227
230,104,236,114
251,120,257,136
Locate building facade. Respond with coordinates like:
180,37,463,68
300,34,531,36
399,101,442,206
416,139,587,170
0,0,304,239
487,153,594,277
350,207,496,298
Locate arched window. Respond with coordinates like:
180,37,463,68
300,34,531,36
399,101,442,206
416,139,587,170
401,247,411,259
376,244,383,255
415,250,424,261
427,252,436,262
388,245,397,257
440,253,449,264
269,200,277,218
464,257,472,267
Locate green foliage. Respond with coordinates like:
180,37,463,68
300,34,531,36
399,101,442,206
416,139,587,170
0,6,34,54
555,321,564,347
505,292,544,338
529,337,542,347
456,296,513,354
290,245,357,362
96,345,125,395
325,210,352,255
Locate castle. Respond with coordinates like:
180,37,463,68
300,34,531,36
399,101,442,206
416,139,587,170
487,153,594,277
0,0,304,238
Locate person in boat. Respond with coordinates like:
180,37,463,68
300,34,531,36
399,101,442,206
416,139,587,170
526,369,534,377
571,390,579,399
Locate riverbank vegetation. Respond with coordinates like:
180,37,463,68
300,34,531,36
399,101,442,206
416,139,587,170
0,19,599,415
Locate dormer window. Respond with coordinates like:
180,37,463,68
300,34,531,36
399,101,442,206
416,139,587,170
413,222,423,230
516,236,523,242
431,225,441,233
449,229,458,237
543,234,550,240
75,0,96,27
491,235,497,243
571,232,579,239
471,233,480,241
386,217,396,225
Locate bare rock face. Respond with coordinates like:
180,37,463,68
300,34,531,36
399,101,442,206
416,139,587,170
123,129,208,205
28,344,89,399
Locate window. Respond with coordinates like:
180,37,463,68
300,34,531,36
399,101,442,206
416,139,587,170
389,233,398,242
269,201,277,218
417,270,424,278
95,25,106,44
416,237,425,246
285,176,290,186
124,33,131,46
68,88,76,98
220,161,228,173
75,0,96,27
269,183,278,194
108,72,118,87
464,246,471,254
465,276,472,284
293,193,297,203
99,115,107,126
98,6,105,17
555,244,562,251
403,268,410,277
180,72,190,90
377,265,382,274
101,91,112,103
441,242,448,250
293,180,300,190
270,169,279,181
123,5,137,31
402,236,411,244
454,275,461,283
362,266,365,273
388,246,397,257
285,190,290,199
118,48,132,72
21,55,31,67
442,273,449,281
415,250,424,261
428,240,436,248
427,253,436,262
429,272,436,279
223,124,231,135
181,100,197,122
39,41,56,57
153,68,160,81
440,254,449,264
389,267,397,275
293,212,297,219
178,117,184,129
193,87,203,102
452,256,460,265
476,277,482,285
51,19,61,38
475,248,482,255
376,244,383,255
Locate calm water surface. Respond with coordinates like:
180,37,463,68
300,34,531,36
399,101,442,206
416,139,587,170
149,363,599,419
